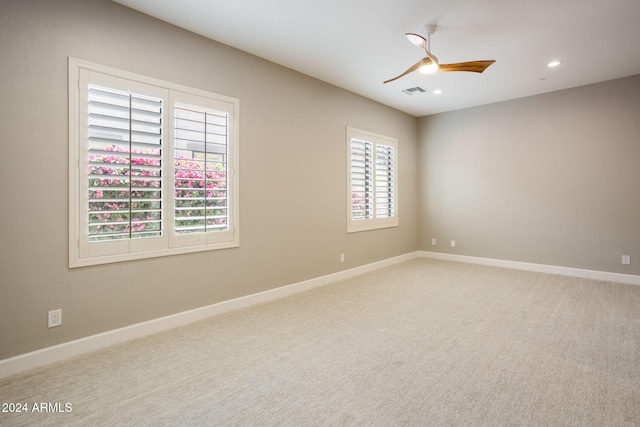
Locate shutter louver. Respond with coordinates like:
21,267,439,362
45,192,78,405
174,104,229,235
87,85,163,242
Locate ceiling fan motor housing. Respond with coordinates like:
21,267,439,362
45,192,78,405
424,24,438,36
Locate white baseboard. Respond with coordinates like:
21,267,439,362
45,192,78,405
0,252,418,379
419,251,640,286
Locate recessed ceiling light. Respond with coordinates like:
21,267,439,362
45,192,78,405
433,89,443,95
547,60,562,68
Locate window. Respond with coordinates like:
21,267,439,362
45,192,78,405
347,127,398,232
69,58,239,267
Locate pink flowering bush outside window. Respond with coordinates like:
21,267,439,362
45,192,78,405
88,146,228,241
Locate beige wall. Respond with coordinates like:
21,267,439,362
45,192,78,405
418,75,640,275
0,0,418,359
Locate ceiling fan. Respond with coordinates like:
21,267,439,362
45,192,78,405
384,25,495,84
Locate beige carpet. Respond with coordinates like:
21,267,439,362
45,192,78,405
1,259,639,426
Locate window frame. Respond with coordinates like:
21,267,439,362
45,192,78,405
69,58,239,267
346,127,398,233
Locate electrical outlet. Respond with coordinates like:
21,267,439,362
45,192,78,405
48,309,62,328
431,238,436,246
340,253,345,263
622,255,631,265
451,240,456,248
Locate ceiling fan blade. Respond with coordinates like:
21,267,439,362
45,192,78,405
405,33,427,51
437,60,496,73
384,57,431,84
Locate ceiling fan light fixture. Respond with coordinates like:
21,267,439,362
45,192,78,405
419,62,439,74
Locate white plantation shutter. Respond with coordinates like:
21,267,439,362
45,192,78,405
169,92,237,249
87,85,163,241
70,59,239,267
174,103,229,234
350,139,373,220
347,127,398,232
375,144,395,218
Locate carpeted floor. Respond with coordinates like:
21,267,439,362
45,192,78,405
1,259,639,426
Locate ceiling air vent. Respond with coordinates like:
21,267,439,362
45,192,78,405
402,86,426,96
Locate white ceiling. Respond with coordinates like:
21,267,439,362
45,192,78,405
113,0,640,117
